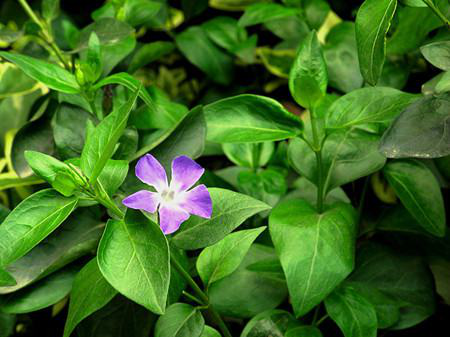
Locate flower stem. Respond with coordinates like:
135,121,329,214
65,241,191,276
170,255,232,337
17,0,71,70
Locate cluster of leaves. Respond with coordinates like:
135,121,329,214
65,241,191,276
0,0,449,336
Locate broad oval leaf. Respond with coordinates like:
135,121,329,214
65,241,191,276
201,326,221,337
209,244,288,318
175,26,233,85
289,31,328,109
323,22,363,94
0,269,15,287
348,243,435,329
0,266,77,314
154,303,205,337
0,189,78,268
355,0,397,85
204,94,302,143
238,3,298,27
0,209,103,294
172,188,271,250
97,211,170,314
324,285,377,337
0,52,79,93
421,41,450,71
379,93,450,158
383,159,446,237
63,259,117,337
75,295,155,337
326,87,418,132
241,309,299,337
196,227,266,287
269,200,356,317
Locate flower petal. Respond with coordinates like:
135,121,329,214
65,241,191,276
122,190,160,213
159,205,190,235
179,184,212,219
170,156,204,192
135,154,167,191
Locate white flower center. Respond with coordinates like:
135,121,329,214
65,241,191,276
160,189,176,203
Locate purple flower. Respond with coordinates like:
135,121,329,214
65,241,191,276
122,154,212,235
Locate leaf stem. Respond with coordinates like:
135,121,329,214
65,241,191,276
170,255,232,337
316,314,329,326
423,0,450,27
309,106,325,213
17,0,71,70
356,176,370,224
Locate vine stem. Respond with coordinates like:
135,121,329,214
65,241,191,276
170,255,233,337
423,0,450,27
17,0,71,70
309,106,325,213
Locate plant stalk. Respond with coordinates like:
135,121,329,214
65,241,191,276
17,0,71,70
423,0,450,27
170,255,232,337
309,106,325,213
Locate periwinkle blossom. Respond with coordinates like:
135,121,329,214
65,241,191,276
122,154,212,234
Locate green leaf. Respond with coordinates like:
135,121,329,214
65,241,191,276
286,326,323,337
288,129,386,193
151,106,206,170
173,188,271,250
197,227,266,287
0,266,77,314
325,285,377,337
42,0,60,21
0,174,43,192
11,106,56,178
209,244,288,318
302,0,330,30
63,259,117,337
421,41,450,71
269,200,356,317
97,211,170,314
124,0,161,27
0,52,79,93
128,41,175,73
355,0,397,85
97,159,128,196
379,94,450,158
129,86,187,130
325,87,418,132
92,72,156,112
0,189,78,268
241,309,299,337
75,296,155,337
0,269,15,287
204,94,302,143
53,103,93,159
81,87,139,183
323,22,363,93
0,63,39,98
256,47,295,78
289,30,328,109
24,151,79,197
238,3,298,27
175,26,233,85
0,209,102,294
386,5,442,55
223,142,274,168
348,243,435,329
200,326,221,337
77,18,134,50
202,16,247,51
0,312,15,337
154,303,205,337
383,159,446,237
